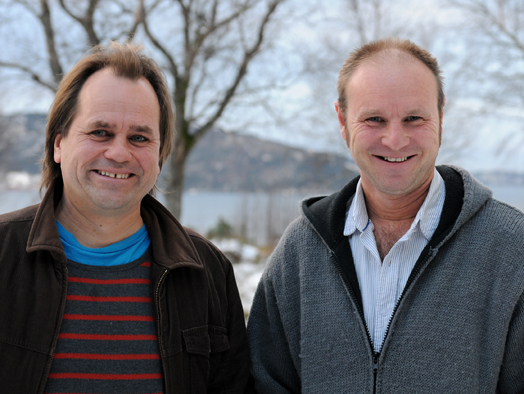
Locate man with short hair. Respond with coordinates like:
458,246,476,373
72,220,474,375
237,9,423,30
0,42,252,393
247,38,524,393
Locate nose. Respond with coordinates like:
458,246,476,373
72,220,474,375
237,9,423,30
104,136,132,163
381,122,409,151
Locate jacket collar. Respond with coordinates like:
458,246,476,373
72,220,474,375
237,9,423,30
27,178,203,271
299,165,484,315
301,165,490,252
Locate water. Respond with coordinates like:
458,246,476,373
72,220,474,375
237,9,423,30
488,185,524,211
0,189,313,245
1,184,523,245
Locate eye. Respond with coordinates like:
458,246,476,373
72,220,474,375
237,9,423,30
130,134,148,143
91,130,107,137
405,116,422,122
366,116,383,123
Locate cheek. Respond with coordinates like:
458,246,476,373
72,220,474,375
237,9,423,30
419,128,441,151
349,128,375,152
141,150,161,175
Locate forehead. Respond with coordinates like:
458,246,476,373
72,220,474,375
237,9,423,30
346,52,439,109
76,68,160,125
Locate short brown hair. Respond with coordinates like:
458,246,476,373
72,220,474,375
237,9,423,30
41,41,174,192
337,38,444,118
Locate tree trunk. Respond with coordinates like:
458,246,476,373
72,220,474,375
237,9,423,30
165,137,188,219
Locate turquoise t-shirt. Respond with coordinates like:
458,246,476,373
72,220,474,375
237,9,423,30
56,221,151,266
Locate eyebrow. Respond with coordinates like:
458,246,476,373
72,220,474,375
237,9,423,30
358,109,381,118
129,125,154,134
91,120,115,129
357,108,433,118
90,120,154,134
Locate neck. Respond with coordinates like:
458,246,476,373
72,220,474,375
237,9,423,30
55,196,144,248
363,176,433,224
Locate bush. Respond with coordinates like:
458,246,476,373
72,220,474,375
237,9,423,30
207,217,234,239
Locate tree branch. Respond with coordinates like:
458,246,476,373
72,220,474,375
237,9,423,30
39,0,63,86
125,0,145,43
57,0,83,24
142,9,179,79
84,0,101,46
193,0,283,142
184,0,258,77
348,0,368,44
57,0,100,46
0,61,57,91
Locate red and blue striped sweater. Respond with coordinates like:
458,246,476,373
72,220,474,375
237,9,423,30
44,249,164,394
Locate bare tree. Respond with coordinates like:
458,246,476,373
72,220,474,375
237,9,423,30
140,0,286,217
0,112,24,177
447,0,524,150
0,0,141,91
0,0,287,217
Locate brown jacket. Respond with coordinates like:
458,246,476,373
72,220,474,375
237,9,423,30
0,179,253,393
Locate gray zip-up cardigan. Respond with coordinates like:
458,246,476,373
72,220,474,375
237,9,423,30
247,165,524,393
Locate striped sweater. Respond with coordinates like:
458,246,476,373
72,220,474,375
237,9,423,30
44,249,164,394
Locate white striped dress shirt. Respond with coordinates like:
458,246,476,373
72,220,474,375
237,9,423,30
343,169,446,352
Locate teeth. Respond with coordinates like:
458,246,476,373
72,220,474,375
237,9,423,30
97,170,130,179
383,157,408,162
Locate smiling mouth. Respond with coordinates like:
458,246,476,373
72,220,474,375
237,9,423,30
379,155,414,162
96,170,131,179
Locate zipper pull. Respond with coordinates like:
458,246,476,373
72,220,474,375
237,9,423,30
373,353,379,375
373,353,380,394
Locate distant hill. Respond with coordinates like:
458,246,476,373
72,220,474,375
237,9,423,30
183,128,359,192
472,170,524,186
1,113,359,192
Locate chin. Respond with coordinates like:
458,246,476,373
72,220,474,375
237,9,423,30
91,195,133,211
375,181,416,197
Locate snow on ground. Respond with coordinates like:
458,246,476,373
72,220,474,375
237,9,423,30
211,238,267,316
232,261,266,317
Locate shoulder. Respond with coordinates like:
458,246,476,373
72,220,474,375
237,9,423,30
0,203,39,224
0,204,42,270
184,227,234,274
478,198,524,235
272,216,319,256
473,197,524,225
449,198,524,265
0,204,39,236
263,215,331,283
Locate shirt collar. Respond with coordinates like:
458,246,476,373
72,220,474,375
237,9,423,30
344,169,445,241
344,178,370,236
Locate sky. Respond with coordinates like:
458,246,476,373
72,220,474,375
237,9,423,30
1,0,523,174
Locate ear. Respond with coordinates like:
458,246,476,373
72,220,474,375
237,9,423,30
334,100,348,143
439,99,446,146
54,134,63,164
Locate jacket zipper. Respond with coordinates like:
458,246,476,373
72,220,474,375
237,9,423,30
155,269,169,393
330,252,380,393
380,249,435,355
373,353,379,394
